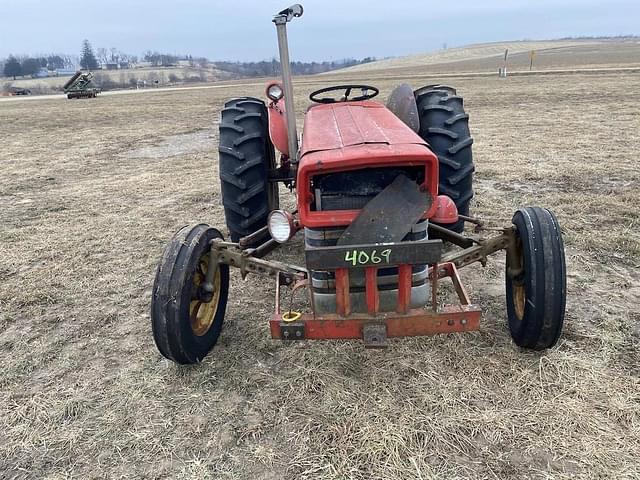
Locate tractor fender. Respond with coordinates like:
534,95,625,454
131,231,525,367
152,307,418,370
267,99,290,157
386,83,420,132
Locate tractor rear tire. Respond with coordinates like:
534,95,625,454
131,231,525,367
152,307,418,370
415,84,457,97
219,97,278,243
151,224,230,364
415,86,474,233
505,207,566,350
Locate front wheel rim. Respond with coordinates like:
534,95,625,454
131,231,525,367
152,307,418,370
189,254,221,336
510,234,526,321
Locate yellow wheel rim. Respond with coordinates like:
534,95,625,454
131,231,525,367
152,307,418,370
511,241,526,321
189,254,221,336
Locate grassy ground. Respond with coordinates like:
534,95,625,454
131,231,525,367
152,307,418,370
0,71,639,479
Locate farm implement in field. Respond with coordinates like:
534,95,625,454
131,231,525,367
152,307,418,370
150,5,566,364
63,71,101,99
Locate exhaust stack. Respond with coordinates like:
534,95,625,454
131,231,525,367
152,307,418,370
273,4,303,165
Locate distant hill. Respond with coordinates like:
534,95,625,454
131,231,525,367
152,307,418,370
327,38,640,76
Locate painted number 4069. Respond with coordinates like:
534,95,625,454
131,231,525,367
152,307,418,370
344,248,392,266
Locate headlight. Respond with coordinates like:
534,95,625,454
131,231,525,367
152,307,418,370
268,210,295,243
266,83,284,101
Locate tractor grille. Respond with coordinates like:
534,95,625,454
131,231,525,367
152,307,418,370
305,220,429,293
311,166,424,211
306,166,429,313
304,220,430,313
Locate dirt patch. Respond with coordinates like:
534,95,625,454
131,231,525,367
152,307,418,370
122,129,215,159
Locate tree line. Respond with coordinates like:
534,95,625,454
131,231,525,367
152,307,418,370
78,40,140,70
3,37,378,81
3,54,69,79
1,40,135,78
214,57,377,77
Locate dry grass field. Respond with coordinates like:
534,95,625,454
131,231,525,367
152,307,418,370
333,40,592,73
1,68,639,479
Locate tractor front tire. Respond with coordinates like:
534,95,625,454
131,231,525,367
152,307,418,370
151,224,230,364
415,85,474,233
505,207,566,350
219,97,278,243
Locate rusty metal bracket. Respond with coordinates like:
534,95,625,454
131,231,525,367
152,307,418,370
280,322,305,340
363,323,387,348
431,262,472,305
238,225,270,249
210,239,307,285
458,214,484,228
428,223,477,248
440,228,514,270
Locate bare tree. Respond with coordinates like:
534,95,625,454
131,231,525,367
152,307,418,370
109,47,119,63
96,48,109,66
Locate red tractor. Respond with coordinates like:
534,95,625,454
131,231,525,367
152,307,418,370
151,5,566,364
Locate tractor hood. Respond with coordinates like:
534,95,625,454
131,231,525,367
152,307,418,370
296,100,439,228
300,100,427,156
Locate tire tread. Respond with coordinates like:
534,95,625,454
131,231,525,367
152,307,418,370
506,207,566,350
219,97,278,242
151,225,230,364
415,86,474,233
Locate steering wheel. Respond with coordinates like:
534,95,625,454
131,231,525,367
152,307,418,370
309,84,379,104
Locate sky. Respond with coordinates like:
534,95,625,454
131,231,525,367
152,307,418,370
0,0,638,61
